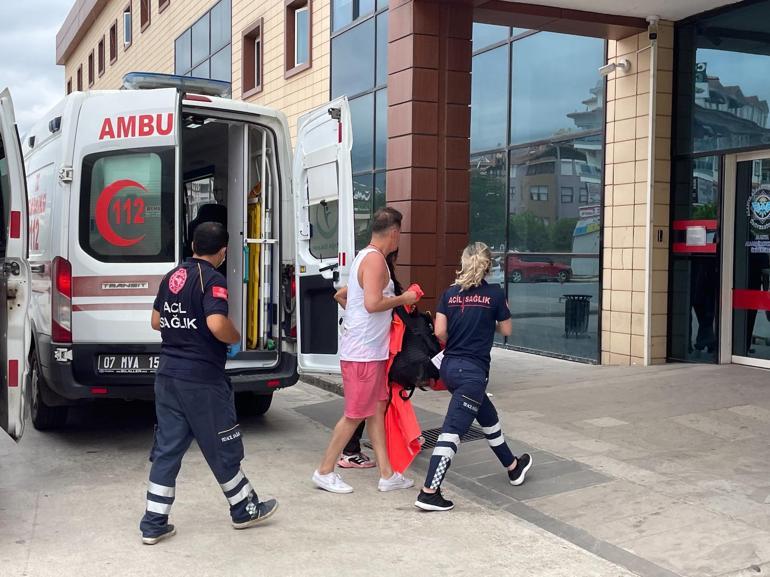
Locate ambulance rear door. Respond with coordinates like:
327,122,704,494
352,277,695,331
69,88,179,360
293,97,354,374
0,88,31,441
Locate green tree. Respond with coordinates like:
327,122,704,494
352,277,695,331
470,170,506,249
509,212,548,252
550,218,579,252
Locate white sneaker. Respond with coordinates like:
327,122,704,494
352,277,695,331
378,472,415,492
312,470,353,494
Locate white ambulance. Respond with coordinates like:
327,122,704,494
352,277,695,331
13,73,353,432
1,89,32,441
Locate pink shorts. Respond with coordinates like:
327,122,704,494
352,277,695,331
341,360,389,419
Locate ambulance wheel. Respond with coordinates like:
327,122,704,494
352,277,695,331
29,353,68,431
235,392,273,417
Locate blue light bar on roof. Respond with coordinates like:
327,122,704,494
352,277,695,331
122,72,231,98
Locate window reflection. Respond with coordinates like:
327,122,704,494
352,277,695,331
511,33,605,145
350,94,374,173
669,158,720,362
331,18,375,98
690,1,770,153
471,45,508,153
472,23,509,52
470,152,507,251
353,174,374,250
468,29,605,362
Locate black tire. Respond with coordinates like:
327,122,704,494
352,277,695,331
29,353,68,431
235,392,273,417
510,270,523,283
557,270,571,283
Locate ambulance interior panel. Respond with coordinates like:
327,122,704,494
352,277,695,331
181,114,282,365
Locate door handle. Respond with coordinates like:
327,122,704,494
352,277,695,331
30,263,46,274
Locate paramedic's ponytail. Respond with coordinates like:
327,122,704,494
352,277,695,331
454,242,492,291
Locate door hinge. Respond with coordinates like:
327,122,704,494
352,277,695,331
58,166,73,183
328,107,341,120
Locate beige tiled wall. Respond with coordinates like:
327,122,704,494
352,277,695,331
602,23,674,366
62,0,332,141
232,0,331,141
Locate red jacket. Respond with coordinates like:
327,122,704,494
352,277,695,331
385,312,423,473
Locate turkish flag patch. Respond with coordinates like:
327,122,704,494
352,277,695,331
212,286,228,300
168,268,187,295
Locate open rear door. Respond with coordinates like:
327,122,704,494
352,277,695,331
0,89,31,441
293,97,354,374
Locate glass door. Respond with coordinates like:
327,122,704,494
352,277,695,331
732,156,770,366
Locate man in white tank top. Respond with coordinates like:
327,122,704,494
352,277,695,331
313,208,419,494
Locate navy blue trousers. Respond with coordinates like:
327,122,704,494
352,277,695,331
139,374,258,536
423,357,516,491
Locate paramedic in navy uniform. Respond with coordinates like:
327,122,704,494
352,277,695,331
415,242,533,512
139,222,278,544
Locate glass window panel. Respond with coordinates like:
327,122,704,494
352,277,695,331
376,12,388,86
210,0,231,53
80,149,175,262
509,139,602,254
375,88,387,170
333,0,353,31
353,174,374,250
191,13,210,67
350,94,374,173
377,0,388,9
175,30,191,75
510,32,605,146
374,172,386,212
472,23,509,52
358,0,375,19
470,152,507,252
693,50,770,153
669,157,720,362
308,200,339,260
505,138,601,362
210,45,231,82
331,18,376,98
471,45,508,153
505,259,599,361
683,1,770,154
295,7,310,66
192,59,210,79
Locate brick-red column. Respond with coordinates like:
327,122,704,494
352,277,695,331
387,0,472,313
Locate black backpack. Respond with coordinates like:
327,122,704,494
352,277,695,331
388,306,442,396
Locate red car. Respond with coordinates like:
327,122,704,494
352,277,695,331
506,254,572,283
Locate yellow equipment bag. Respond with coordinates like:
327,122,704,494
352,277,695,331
247,185,261,349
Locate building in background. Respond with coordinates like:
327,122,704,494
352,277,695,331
56,0,770,368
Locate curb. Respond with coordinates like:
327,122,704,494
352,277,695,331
300,374,344,397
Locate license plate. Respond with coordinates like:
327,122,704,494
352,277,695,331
98,354,159,374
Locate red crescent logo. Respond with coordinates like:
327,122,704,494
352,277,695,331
95,179,147,247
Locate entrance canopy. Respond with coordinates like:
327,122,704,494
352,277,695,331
474,0,742,40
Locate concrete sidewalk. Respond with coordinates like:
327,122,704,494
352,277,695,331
308,351,770,577
0,381,637,577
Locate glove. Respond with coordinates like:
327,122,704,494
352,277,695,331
227,342,241,359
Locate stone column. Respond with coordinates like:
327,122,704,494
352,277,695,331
387,0,473,312
602,22,674,365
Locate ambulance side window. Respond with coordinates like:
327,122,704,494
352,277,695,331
79,147,175,263
305,162,339,261
309,199,339,260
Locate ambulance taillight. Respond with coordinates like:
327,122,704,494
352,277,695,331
52,257,72,344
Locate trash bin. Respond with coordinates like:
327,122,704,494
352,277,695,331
561,294,591,337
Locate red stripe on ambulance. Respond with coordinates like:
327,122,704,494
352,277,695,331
99,113,174,140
